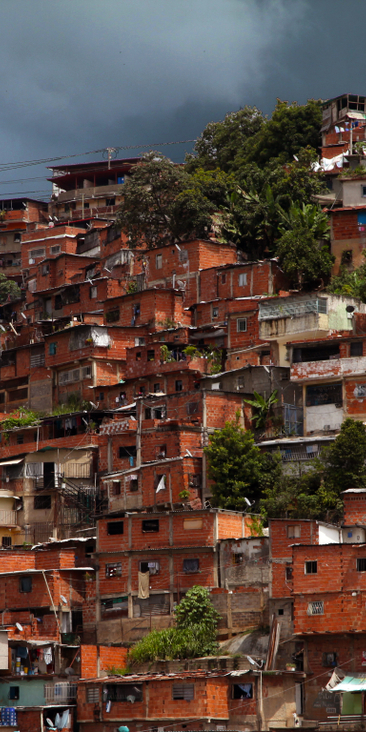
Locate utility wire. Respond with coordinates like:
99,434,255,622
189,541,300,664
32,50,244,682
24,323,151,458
0,139,197,173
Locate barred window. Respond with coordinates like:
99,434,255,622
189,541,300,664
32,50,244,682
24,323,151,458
172,684,194,700
87,687,99,703
307,600,324,615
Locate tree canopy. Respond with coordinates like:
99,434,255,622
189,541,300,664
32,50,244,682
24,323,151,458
129,586,220,663
204,414,264,509
0,274,20,305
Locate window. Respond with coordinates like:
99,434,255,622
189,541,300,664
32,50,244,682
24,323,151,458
357,558,366,572
13,234,21,243
278,608,284,616
136,351,141,361
183,558,199,573
323,652,337,667
307,600,324,615
9,687,19,701
139,560,160,575
142,519,159,533
106,197,116,206
34,495,51,510
362,185,366,198
49,342,57,356
306,383,342,407
87,687,99,703
305,561,317,574
232,683,253,699
90,286,97,299
237,318,247,332
233,553,243,565
106,308,119,323
2,536,11,548
42,264,50,276
133,303,140,317
16,434,24,445
287,525,301,538
19,576,32,593
154,383,160,393
172,684,194,701
99,392,104,401
119,446,137,459
106,562,122,578
107,521,124,535
147,349,155,361
130,478,138,492
156,254,163,269
351,341,363,357
111,481,121,496
175,380,183,392
221,274,226,284
239,273,247,287
105,684,143,702
212,306,219,318
286,566,293,581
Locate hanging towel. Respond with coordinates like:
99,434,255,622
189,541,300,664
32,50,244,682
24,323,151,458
138,571,150,599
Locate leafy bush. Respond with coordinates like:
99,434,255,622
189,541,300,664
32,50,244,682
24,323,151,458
129,586,220,663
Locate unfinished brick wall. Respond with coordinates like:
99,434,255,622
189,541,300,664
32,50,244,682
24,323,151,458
270,519,319,598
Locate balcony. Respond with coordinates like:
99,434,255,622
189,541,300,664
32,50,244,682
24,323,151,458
0,510,17,526
259,297,329,341
126,352,208,379
44,682,77,703
291,355,366,381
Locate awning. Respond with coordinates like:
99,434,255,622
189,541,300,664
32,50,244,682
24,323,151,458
0,458,24,466
327,674,366,692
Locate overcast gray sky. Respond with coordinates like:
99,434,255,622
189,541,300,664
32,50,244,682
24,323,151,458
0,0,363,198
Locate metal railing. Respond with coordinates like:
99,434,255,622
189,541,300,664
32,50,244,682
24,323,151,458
44,683,77,703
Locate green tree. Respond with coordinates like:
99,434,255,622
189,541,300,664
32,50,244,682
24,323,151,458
260,419,366,522
117,152,216,248
186,106,264,173
0,274,20,304
322,418,366,494
328,253,366,302
244,390,278,429
129,586,220,663
247,99,322,167
204,415,264,509
276,225,334,289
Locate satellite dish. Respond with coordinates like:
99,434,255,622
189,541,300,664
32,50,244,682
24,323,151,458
346,305,355,313
16,622,23,631
60,595,67,604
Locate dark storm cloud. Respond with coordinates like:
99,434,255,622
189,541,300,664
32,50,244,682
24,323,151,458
0,0,364,196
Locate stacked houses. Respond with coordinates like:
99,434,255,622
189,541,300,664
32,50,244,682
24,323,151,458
0,96,366,729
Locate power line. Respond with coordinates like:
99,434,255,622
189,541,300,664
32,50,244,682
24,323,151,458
0,139,197,173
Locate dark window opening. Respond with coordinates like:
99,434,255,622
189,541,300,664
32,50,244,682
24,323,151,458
119,446,137,459
2,536,11,548
142,519,159,533
305,561,317,574
175,380,183,392
147,349,155,361
183,558,199,573
293,344,340,363
306,383,342,407
19,576,32,593
34,495,51,510
357,557,366,572
106,198,116,206
107,521,124,535
130,478,138,492
232,683,253,699
139,560,160,575
9,687,19,700
105,683,143,702
106,308,119,323
286,566,293,581
323,652,337,667
351,341,363,357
